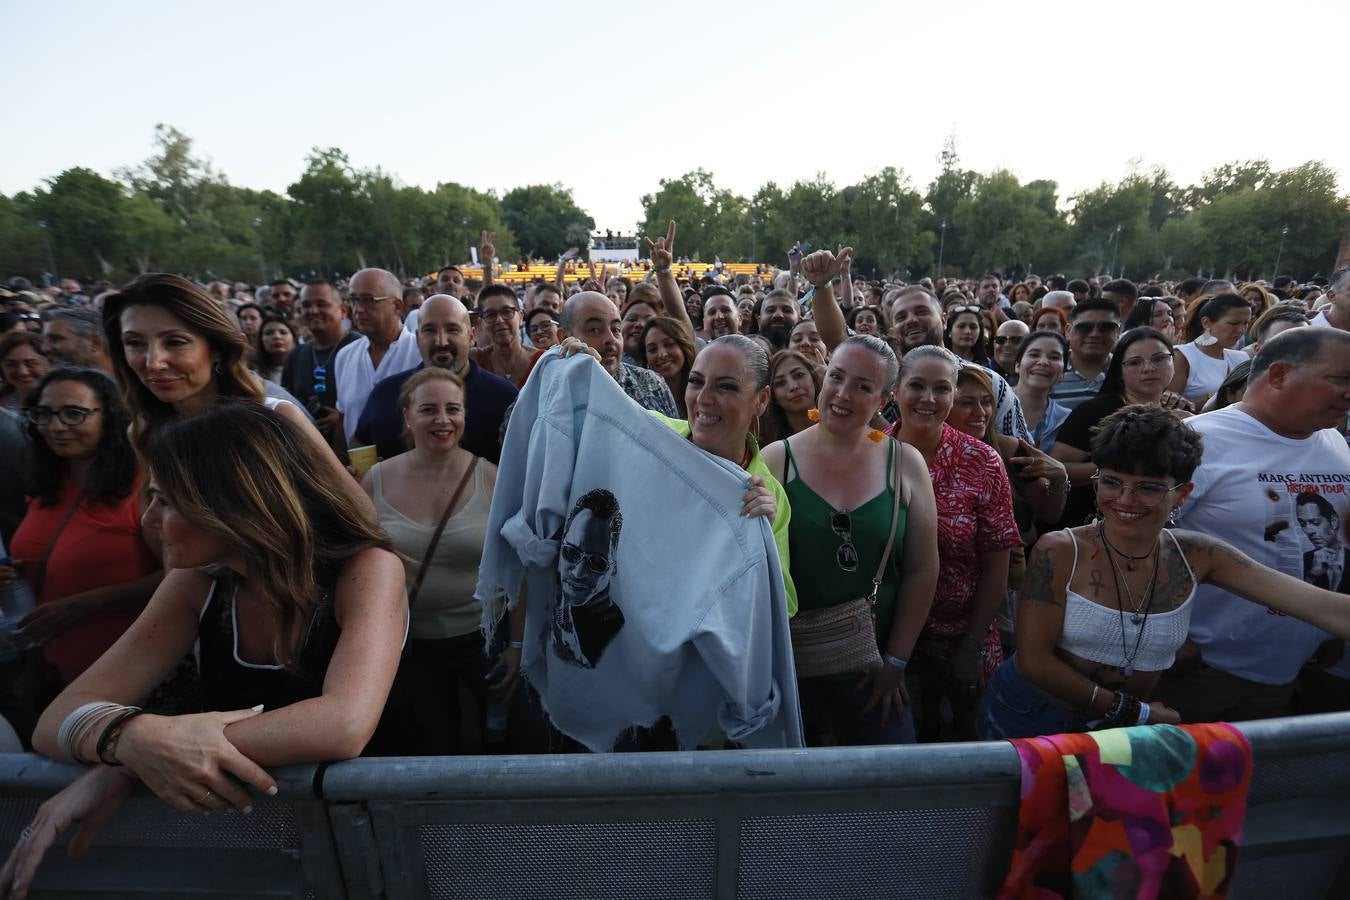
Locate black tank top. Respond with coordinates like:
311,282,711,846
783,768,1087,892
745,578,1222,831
197,576,341,712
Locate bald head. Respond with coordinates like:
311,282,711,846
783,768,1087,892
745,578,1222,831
560,291,623,374
351,267,401,299
1042,291,1076,313
349,267,405,340
415,293,473,372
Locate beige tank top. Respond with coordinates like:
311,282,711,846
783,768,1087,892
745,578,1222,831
371,460,492,639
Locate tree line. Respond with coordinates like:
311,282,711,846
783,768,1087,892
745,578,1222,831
1,127,1344,286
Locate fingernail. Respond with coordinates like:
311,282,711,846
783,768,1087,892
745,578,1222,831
251,704,264,712
242,806,253,815
267,786,279,796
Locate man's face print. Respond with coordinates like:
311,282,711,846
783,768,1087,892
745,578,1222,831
560,509,613,606
1297,502,1339,550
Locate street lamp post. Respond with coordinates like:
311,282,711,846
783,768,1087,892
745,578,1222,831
751,217,759,262
1272,225,1289,279
937,219,948,274
1108,224,1122,277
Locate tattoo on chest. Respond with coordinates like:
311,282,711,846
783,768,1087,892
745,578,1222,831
1088,570,1104,597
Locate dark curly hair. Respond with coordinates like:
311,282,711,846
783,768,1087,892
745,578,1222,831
1090,404,1204,484
24,367,138,508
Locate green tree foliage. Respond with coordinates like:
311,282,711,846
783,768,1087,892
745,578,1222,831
501,184,595,260
2,128,1345,284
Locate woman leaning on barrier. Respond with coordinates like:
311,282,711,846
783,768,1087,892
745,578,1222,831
0,403,407,900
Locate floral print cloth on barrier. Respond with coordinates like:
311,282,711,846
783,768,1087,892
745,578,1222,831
1000,722,1252,899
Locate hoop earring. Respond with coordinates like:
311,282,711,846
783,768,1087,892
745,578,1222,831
214,362,224,375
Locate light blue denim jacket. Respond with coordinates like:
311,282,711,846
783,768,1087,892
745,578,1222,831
477,350,804,751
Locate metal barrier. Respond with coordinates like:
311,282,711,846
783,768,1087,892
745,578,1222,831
3,713,1350,898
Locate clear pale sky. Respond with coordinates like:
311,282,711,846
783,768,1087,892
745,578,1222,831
3,0,1345,233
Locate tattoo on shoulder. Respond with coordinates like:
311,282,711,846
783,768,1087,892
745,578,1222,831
1176,530,1256,572
1025,547,1063,607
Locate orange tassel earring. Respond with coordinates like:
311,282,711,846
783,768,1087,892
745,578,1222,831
806,408,821,423
867,429,887,443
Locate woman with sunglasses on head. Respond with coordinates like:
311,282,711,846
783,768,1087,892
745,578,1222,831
101,273,375,523
0,369,162,744
1052,327,1190,530
978,405,1350,739
887,345,1021,741
761,334,938,746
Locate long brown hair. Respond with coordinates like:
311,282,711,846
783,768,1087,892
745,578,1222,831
103,273,263,453
760,349,824,445
148,402,394,670
635,317,696,410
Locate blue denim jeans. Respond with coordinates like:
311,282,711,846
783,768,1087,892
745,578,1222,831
799,675,917,746
976,656,1093,741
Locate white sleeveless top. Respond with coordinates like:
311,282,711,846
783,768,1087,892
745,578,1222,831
1056,530,1196,672
1175,342,1248,403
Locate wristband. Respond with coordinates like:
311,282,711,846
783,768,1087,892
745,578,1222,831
1136,702,1150,726
883,655,908,671
507,640,525,650
95,708,144,766
653,266,671,274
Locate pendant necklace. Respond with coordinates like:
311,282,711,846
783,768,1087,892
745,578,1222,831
1102,524,1160,678
1099,521,1154,572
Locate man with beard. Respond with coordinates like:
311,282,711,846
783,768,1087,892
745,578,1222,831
558,291,677,415
757,289,800,352
352,294,517,462
886,286,1030,440
282,280,359,443
43,308,114,374
472,284,546,388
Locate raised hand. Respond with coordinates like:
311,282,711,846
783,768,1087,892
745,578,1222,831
479,231,496,266
643,220,677,271
800,246,854,287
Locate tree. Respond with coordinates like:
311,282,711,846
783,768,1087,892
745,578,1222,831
638,170,745,261
843,167,932,277
500,184,594,260
952,171,1064,276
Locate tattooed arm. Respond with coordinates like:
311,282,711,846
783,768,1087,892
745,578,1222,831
1014,531,1104,714
1177,530,1350,640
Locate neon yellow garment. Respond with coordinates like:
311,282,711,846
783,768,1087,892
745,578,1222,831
652,414,797,616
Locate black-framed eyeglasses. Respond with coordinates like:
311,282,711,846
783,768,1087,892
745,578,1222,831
313,365,328,394
561,542,609,574
528,319,559,337
1072,320,1120,335
348,293,396,309
25,406,101,426
831,511,859,573
479,307,518,322
993,335,1025,346
1090,472,1179,507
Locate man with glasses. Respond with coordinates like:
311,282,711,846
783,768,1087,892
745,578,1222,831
352,294,517,463
1155,328,1350,721
991,319,1029,383
334,268,421,445
282,280,358,445
1051,299,1120,410
472,285,545,388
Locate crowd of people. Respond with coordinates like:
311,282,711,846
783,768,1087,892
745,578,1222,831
1,224,1349,894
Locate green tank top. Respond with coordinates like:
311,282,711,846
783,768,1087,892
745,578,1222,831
783,439,908,650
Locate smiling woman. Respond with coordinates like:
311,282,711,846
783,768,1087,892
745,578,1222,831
635,317,696,418
102,273,375,523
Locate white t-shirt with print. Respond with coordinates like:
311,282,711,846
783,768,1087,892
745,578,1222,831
1178,406,1350,684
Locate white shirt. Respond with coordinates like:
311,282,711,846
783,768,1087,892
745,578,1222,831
1179,406,1350,684
335,327,420,443
1310,309,1342,330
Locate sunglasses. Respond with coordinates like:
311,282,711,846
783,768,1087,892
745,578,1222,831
1072,321,1120,335
561,542,609,574
994,335,1025,346
831,511,859,573
313,365,328,394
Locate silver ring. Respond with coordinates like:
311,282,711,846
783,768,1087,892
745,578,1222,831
19,825,34,840
198,790,213,804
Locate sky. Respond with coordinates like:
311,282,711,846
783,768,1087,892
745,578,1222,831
3,0,1346,235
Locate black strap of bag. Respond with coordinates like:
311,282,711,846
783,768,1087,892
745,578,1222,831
408,459,478,609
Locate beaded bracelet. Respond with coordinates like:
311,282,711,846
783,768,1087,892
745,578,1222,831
96,708,145,766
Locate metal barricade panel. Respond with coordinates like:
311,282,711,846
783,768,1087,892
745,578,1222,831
737,806,1016,900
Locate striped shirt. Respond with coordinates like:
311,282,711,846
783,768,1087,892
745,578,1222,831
1049,359,1108,411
